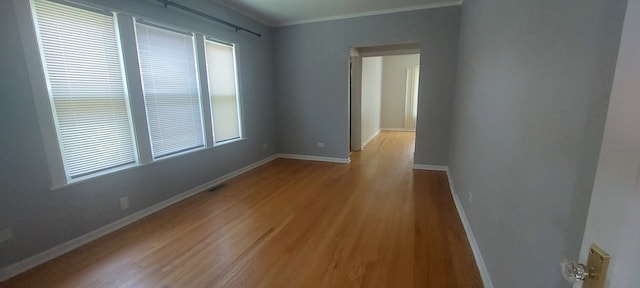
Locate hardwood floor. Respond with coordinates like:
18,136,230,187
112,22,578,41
1,131,483,287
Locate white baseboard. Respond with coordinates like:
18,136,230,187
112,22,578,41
361,129,380,149
0,154,279,282
277,153,350,164
380,128,415,132
447,172,495,288
413,163,493,287
413,164,448,171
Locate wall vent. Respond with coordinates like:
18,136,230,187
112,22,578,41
207,183,227,192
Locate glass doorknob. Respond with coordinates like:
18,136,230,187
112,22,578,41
561,258,590,283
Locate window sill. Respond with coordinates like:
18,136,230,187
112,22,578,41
50,137,248,191
50,162,138,191
213,137,246,147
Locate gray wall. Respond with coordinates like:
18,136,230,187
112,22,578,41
448,0,627,287
0,0,276,270
273,7,460,165
579,0,640,285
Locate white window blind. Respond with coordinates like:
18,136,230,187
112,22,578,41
205,40,241,143
135,22,204,158
33,0,136,179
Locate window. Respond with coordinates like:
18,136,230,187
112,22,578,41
135,22,204,158
204,40,242,143
32,0,136,179
24,0,246,186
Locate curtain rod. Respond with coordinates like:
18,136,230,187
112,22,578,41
156,0,261,37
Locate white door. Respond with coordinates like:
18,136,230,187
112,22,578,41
577,1,640,286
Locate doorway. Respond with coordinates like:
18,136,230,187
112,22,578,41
349,43,421,152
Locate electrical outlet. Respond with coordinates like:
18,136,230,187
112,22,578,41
468,192,473,203
119,197,129,210
317,142,324,148
0,229,12,243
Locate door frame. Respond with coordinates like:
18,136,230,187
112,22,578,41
349,48,362,151
348,43,420,153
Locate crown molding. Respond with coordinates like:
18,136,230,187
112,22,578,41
276,1,463,27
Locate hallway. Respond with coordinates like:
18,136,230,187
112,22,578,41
2,131,482,287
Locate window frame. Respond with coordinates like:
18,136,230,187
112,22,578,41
13,0,248,189
16,0,142,188
133,20,207,159
203,37,245,146
35,0,139,181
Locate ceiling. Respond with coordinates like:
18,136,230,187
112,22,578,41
211,0,462,26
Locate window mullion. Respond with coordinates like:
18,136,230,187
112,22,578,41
117,14,153,164
195,34,215,147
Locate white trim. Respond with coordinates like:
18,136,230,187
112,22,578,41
358,49,421,57
381,128,416,132
277,153,350,164
117,14,154,165
14,0,68,188
194,33,215,148
447,171,495,288
0,154,278,282
361,129,380,150
349,55,363,152
349,47,360,57
413,164,448,171
277,1,463,27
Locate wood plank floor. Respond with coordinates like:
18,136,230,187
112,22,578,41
1,131,483,287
